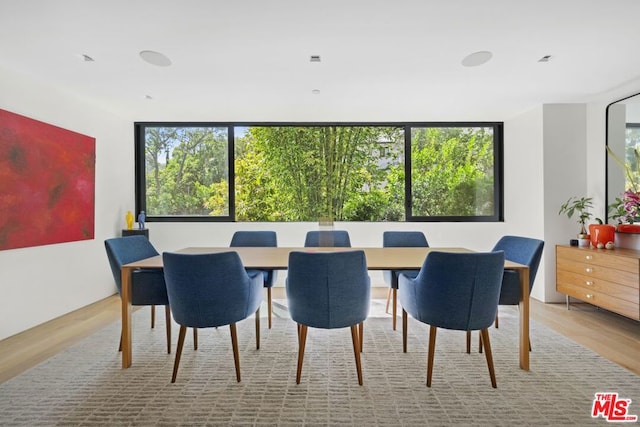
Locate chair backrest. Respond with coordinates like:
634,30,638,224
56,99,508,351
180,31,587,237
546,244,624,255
162,252,262,328
492,235,544,289
286,250,370,329
399,251,505,331
230,231,277,247
383,231,429,248
104,235,159,291
382,231,429,287
304,230,351,247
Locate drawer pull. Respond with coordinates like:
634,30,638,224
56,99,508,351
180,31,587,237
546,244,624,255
585,281,594,286
585,255,593,260
586,294,594,299
585,267,593,273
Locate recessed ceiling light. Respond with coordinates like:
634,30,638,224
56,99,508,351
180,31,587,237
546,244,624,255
461,51,493,67
145,95,153,100
538,55,552,63
310,55,321,63
139,50,172,67
311,89,321,95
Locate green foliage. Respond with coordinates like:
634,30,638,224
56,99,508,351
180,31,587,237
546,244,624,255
410,127,495,216
143,125,497,222
241,126,404,221
559,196,593,233
146,127,228,215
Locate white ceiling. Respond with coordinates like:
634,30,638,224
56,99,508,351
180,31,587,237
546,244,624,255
1,0,640,122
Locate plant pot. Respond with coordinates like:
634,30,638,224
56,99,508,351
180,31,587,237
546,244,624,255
577,233,591,247
615,231,640,250
616,223,640,233
589,224,616,248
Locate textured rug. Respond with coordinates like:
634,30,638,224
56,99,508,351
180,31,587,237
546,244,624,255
1,301,638,426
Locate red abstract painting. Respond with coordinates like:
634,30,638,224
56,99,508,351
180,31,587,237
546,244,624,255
0,109,95,251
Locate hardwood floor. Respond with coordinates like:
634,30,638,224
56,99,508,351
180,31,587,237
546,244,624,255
0,291,638,384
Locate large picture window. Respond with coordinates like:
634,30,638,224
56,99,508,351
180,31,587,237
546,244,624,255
409,125,500,221
135,122,503,222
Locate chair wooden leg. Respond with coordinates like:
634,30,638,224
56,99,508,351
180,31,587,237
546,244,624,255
402,309,408,353
392,288,398,331
358,322,364,353
230,323,241,382
255,307,261,350
495,312,499,329
267,287,272,329
480,328,497,388
385,288,392,314
118,330,122,352
165,306,172,354
350,325,363,386
171,325,187,383
466,331,471,354
479,333,483,353
193,328,198,350
426,325,437,387
151,305,156,328
296,324,308,384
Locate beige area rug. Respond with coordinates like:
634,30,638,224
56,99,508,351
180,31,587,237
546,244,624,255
1,301,638,426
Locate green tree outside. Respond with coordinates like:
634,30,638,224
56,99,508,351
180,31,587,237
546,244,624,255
144,125,495,221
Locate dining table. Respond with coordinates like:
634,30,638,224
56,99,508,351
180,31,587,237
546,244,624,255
120,246,530,370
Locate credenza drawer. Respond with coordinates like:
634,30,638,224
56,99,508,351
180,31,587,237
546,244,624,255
556,246,639,274
556,270,639,304
557,281,640,320
556,260,639,289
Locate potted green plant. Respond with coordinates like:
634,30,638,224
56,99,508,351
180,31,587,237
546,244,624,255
559,196,593,246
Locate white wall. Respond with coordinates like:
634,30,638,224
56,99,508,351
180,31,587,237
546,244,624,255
503,107,546,300
542,104,588,302
3,64,639,340
0,68,129,339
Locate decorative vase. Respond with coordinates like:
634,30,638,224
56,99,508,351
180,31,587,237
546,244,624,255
616,223,640,233
615,231,640,250
125,211,134,230
589,224,616,248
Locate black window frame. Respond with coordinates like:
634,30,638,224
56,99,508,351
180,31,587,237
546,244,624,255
134,121,504,223
405,122,504,222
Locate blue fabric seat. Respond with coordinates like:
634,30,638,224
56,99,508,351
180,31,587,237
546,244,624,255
493,235,544,307
471,235,544,353
162,251,263,383
230,231,277,329
304,230,351,247
286,250,370,385
105,235,172,354
382,231,429,330
399,251,505,387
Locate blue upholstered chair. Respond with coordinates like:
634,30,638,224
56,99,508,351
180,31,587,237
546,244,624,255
162,251,263,383
470,235,544,353
399,251,505,387
286,250,370,385
304,230,351,247
105,235,172,354
382,231,429,330
230,231,278,329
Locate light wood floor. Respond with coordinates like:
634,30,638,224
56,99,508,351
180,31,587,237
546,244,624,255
0,289,638,384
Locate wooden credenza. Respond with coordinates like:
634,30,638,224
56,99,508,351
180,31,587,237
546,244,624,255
556,245,640,320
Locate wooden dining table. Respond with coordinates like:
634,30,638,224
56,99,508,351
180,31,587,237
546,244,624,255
120,246,531,370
